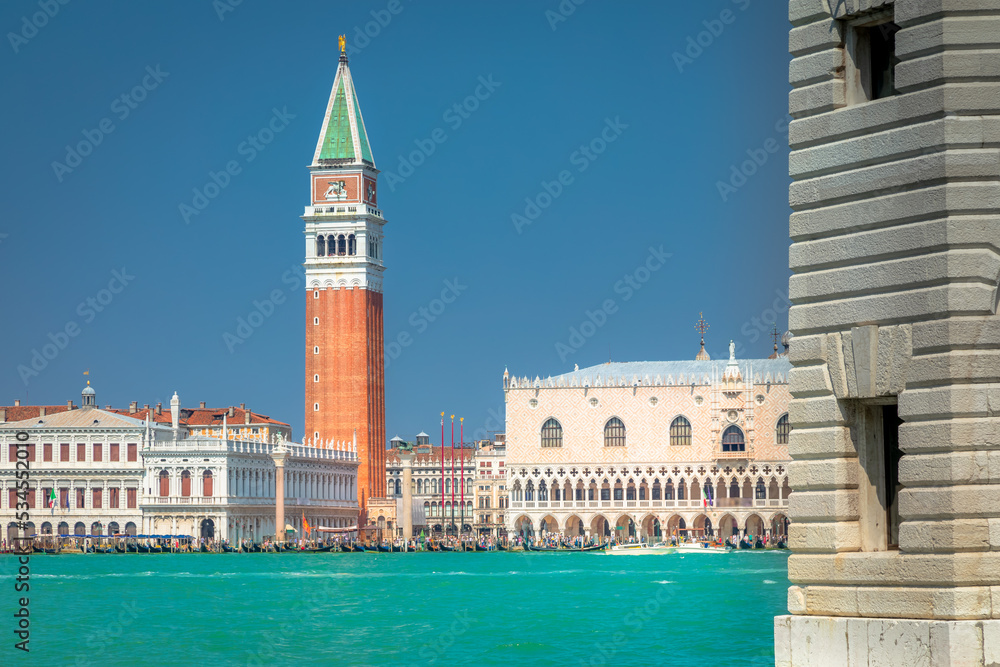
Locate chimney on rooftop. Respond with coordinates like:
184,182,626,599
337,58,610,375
129,401,137,414
67,400,74,409
39,407,46,417
143,404,149,411
105,405,112,410
14,400,20,407
245,410,251,425
228,406,234,418
240,403,245,410
156,402,162,415
199,401,206,409
0,408,6,422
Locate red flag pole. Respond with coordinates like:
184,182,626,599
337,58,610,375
460,417,465,542
440,412,445,537
450,415,455,537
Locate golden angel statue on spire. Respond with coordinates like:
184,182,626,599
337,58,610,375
339,34,346,53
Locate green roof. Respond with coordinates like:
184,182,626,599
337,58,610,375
314,59,376,166
353,88,374,164
318,77,354,161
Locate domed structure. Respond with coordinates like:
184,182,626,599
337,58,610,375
81,381,96,407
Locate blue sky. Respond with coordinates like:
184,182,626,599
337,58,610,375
0,0,791,443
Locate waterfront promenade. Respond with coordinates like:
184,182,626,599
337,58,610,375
1,550,787,665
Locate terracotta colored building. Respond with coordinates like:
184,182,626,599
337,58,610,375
302,45,386,516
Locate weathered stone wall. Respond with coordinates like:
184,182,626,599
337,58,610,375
778,0,1000,663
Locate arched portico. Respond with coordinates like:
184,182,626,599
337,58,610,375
564,515,585,537
666,514,686,538
514,515,533,539
641,514,661,540
693,513,714,538
745,513,764,537
719,513,738,537
539,514,558,535
771,513,789,538
590,514,610,538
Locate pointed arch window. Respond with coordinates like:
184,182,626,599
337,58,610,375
670,416,692,446
722,425,745,452
604,417,626,447
540,418,563,448
776,413,791,445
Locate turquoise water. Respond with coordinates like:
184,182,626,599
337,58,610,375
2,550,788,665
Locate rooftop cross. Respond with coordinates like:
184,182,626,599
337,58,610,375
770,323,780,353
695,312,710,345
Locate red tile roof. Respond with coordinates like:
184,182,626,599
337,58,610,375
1,404,288,427
0,405,72,422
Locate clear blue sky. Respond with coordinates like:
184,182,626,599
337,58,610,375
0,0,791,443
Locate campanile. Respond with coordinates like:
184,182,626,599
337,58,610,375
303,41,385,515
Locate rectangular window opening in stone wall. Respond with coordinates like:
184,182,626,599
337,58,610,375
854,400,902,551
845,10,899,104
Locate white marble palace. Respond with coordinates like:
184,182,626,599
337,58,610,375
504,338,792,542
0,384,358,543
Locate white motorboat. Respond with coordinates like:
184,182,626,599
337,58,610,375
607,542,675,555
675,541,732,553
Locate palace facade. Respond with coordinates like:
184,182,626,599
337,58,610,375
1,385,358,544
504,343,792,542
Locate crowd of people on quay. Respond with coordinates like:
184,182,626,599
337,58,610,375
1,529,787,554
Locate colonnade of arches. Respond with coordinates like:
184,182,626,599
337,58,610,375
152,467,354,502
508,474,791,505
400,476,475,497
8,520,139,540
316,233,357,257
511,511,789,541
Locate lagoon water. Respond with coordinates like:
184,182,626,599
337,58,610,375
5,550,788,665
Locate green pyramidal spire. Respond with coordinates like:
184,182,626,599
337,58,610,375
312,52,376,167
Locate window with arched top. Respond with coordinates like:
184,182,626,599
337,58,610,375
540,418,563,448
338,234,347,255
181,470,191,497
604,418,626,447
202,470,213,497
776,413,791,445
722,425,745,452
348,234,356,255
316,235,326,257
670,416,692,446
158,470,169,497
755,478,766,499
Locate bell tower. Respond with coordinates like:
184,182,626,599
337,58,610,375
303,39,386,515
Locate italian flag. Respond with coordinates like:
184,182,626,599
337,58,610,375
48,489,56,513
702,484,713,508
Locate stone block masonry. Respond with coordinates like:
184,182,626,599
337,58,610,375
777,0,1000,663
